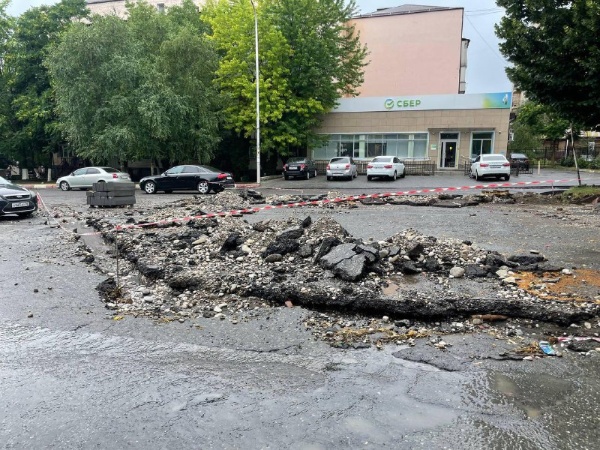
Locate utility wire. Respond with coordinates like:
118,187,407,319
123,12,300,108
466,8,504,17
465,15,507,64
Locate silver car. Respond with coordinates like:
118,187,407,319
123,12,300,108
326,157,357,181
366,156,406,181
56,167,131,191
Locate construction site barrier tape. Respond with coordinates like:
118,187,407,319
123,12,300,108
95,177,579,231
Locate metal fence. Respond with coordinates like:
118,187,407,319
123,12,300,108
315,158,435,176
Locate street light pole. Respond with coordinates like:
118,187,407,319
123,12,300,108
250,0,260,185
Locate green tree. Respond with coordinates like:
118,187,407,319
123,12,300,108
46,0,222,166
0,0,14,154
0,0,89,168
514,101,570,142
205,0,366,157
496,0,600,128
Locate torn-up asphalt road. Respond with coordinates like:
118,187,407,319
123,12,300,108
66,189,600,350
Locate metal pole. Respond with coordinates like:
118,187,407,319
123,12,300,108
570,123,582,186
250,0,261,185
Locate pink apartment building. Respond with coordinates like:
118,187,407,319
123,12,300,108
353,5,468,97
314,4,511,170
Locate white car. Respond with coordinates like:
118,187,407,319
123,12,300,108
56,166,131,191
366,156,406,181
326,157,357,181
470,154,511,181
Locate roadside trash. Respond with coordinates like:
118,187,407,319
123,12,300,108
558,336,600,353
539,341,557,356
557,336,600,343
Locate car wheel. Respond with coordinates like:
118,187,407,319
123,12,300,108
367,175,372,181
59,181,70,191
400,169,406,179
327,176,331,181
505,174,511,181
313,169,317,177
197,180,210,194
284,173,289,180
475,171,481,181
392,171,397,181
143,181,157,194
306,171,310,180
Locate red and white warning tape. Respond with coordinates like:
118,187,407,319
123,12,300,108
110,177,579,231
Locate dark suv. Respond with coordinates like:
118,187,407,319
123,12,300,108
283,157,317,180
509,153,530,171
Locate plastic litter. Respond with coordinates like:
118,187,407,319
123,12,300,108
539,341,557,356
557,336,600,343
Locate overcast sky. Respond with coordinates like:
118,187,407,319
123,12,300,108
6,0,511,94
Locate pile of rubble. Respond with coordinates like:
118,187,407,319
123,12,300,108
81,190,599,342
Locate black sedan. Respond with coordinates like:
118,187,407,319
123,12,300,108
139,165,235,195
283,157,317,180
0,176,38,217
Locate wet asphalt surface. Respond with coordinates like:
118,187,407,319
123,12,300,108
2,168,600,449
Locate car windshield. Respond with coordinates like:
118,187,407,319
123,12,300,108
100,167,120,173
0,176,8,184
511,154,527,159
372,157,392,163
331,157,349,164
288,158,305,163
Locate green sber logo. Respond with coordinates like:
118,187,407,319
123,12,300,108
384,98,395,110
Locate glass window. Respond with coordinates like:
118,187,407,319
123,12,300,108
166,166,184,175
440,132,459,140
339,135,361,158
471,132,494,157
86,168,100,174
73,168,86,176
182,166,200,174
313,132,430,160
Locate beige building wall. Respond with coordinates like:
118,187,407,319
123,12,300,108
316,109,510,167
352,8,465,97
86,0,205,17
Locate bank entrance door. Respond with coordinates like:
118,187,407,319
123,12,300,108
439,132,459,168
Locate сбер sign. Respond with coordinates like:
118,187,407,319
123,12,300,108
337,93,512,113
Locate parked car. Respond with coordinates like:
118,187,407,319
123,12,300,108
366,156,406,181
140,165,234,194
509,153,530,171
283,157,317,180
0,176,38,217
56,167,131,191
326,157,357,181
470,154,511,181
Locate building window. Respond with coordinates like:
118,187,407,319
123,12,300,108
471,132,494,158
313,133,429,160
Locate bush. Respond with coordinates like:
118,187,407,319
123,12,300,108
560,157,574,167
560,157,600,169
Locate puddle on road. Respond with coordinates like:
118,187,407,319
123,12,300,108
490,372,573,419
382,275,421,296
